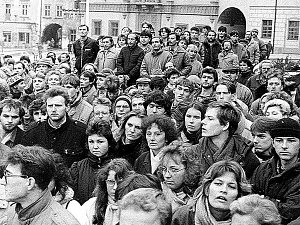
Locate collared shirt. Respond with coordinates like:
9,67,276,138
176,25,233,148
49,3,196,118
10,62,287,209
48,116,67,130
150,149,163,174
1,128,17,147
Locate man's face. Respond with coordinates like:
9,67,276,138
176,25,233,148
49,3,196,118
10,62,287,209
187,48,197,60
16,81,26,93
202,107,227,137
230,35,239,44
142,24,150,32
273,137,300,164
207,31,216,42
120,207,161,225
63,84,79,103
36,65,50,74
78,26,88,38
245,31,251,40
222,70,238,82
218,30,226,39
32,110,47,122
175,28,182,36
103,38,112,50
168,74,179,85
174,85,191,102
137,83,151,94
93,104,111,121
251,30,258,38
46,96,66,122
132,97,145,112
96,76,106,89
223,41,232,51
267,77,283,93
0,106,20,132
2,164,29,203
125,116,143,142
80,75,92,88
146,102,165,116
33,77,45,91
191,30,199,39
215,85,233,102
14,63,24,75
252,131,273,153
127,34,137,47
261,63,272,76
152,38,162,51
201,73,215,89
168,34,177,46
60,54,68,63
239,62,249,72
140,36,151,46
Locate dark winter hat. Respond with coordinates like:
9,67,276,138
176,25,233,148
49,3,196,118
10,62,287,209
270,118,300,139
250,116,277,134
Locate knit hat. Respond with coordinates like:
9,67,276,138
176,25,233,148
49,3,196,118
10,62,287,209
115,95,132,110
250,116,277,133
136,77,151,85
36,58,53,67
7,74,24,87
270,118,300,139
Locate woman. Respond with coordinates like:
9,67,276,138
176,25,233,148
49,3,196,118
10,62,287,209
263,98,291,120
45,70,62,89
82,158,132,225
116,34,127,52
183,31,192,45
113,95,132,127
114,111,146,166
172,160,251,225
70,119,116,205
159,142,201,213
178,36,189,50
7,73,26,99
82,63,99,74
179,102,206,146
134,114,177,175
159,27,171,47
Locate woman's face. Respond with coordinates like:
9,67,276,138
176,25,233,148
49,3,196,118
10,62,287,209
96,76,106,88
118,38,126,47
16,81,26,93
184,31,190,39
265,106,284,120
88,134,109,157
115,100,130,119
185,107,202,133
84,64,95,73
162,157,185,191
208,172,238,211
125,116,142,143
160,29,168,39
33,109,47,122
146,123,166,153
178,40,187,49
48,74,60,88
106,170,117,200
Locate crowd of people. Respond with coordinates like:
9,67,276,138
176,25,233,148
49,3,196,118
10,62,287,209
0,21,299,225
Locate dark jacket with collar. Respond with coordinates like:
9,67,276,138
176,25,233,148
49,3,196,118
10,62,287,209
21,116,87,167
251,157,300,224
134,151,151,175
200,40,222,68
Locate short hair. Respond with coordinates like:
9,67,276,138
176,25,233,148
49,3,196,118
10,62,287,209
222,39,233,48
179,36,189,46
142,114,177,144
186,44,198,51
230,194,281,225
20,55,31,63
165,68,180,79
168,32,179,41
150,77,167,91
159,27,171,36
80,70,96,83
82,63,98,73
43,86,69,106
15,61,25,70
201,66,218,82
218,26,227,32
152,36,163,44
93,97,112,109
230,30,239,36
78,24,89,31
266,69,284,85
143,91,172,116
203,25,212,31
121,26,132,34
207,101,240,135
58,63,71,74
239,59,253,68
0,98,25,119
128,33,139,43
263,99,291,117
102,36,114,46
119,188,171,225
58,53,70,63
201,160,251,198
45,70,63,86
140,30,152,39
141,21,153,30
6,145,56,191
217,80,236,94
28,99,46,118
117,34,128,45
176,77,195,93
61,74,80,88
190,26,200,33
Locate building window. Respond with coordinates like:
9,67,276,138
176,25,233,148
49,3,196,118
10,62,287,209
44,5,51,17
70,29,76,42
5,4,11,14
261,20,272,38
288,21,299,40
56,5,63,18
22,5,28,16
93,21,102,36
3,32,12,42
109,21,119,37
19,32,30,44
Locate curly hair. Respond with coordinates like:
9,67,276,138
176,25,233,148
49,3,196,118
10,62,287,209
143,91,172,116
45,70,63,87
142,114,178,144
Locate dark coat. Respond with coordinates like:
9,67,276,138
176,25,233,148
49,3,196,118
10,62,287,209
4,126,24,148
134,151,151,175
251,157,300,224
200,40,222,68
21,117,87,167
116,45,145,86
171,204,195,225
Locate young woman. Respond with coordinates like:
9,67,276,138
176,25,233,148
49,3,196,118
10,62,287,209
82,158,132,225
70,119,116,205
45,70,62,89
172,160,251,225
134,114,178,174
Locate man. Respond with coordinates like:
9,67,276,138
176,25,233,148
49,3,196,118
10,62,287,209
1,145,80,224
189,101,260,178
35,58,53,75
200,30,222,68
218,40,239,70
143,91,172,116
172,78,194,109
132,94,145,113
136,77,151,96
73,24,99,73
31,72,46,100
140,36,172,77
92,97,112,122
216,26,229,44
251,118,300,224
94,36,118,72
266,40,273,59
250,116,277,162
237,59,253,85
116,33,145,86
164,68,180,94
251,28,267,62
199,25,211,43
245,30,260,66
190,26,201,49
222,66,253,108
0,98,24,147
195,66,218,102
21,87,87,167
119,188,171,225
230,30,248,61
62,74,93,125
138,30,153,54
80,70,97,105
165,32,192,77
186,44,202,76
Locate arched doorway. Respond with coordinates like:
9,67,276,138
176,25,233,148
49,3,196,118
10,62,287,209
217,7,246,38
42,23,62,48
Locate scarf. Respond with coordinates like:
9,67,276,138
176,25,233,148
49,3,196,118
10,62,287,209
195,194,231,225
103,197,119,225
183,128,201,145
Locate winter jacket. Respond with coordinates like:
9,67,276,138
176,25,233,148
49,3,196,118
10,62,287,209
199,40,222,69
218,50,239,70
81,86,97,105
251,157,300,224
246,39,260,66
252,37,267,61
236,82,253,109
134,151,151,175
232,42,248,61
94,47,118,72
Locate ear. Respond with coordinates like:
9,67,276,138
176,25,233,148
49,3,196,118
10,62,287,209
222,121,230,131
27,177,36,191
231,93,236,101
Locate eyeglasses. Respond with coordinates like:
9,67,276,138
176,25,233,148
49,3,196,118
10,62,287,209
3,171,28,184
106,179,117,187
160,167,185,175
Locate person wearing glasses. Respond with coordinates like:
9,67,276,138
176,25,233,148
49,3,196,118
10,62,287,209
82,158,132,225
1,145,80,224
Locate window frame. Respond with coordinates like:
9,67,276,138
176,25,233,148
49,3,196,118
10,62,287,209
44,4,51,17
109,20,119,37
261,20,273,39
287,20,299,40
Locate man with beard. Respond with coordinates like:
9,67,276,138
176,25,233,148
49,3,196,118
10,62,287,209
0,98,24,147
21,87,87,167
218,40,239,70
230,30,248,61
245,30,260,66
200,30,222,68
164,32,192,77
195,66,218,102
116,33,145,86
251,28,267,62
